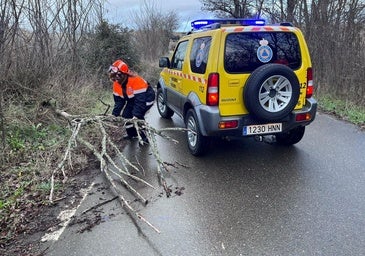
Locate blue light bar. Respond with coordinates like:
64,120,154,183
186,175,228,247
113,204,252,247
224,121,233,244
191,18,266,30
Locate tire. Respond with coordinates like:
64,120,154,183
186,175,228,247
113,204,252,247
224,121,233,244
185,109,209,156
157,88,174,119
276,126,305,145
244,64,300,121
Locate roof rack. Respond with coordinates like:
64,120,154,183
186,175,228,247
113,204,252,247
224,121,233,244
191,18,266,31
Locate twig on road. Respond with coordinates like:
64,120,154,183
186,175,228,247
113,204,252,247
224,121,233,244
81,196,118,215
49,107,187,233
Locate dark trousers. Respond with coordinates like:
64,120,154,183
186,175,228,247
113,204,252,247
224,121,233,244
112,95,152,137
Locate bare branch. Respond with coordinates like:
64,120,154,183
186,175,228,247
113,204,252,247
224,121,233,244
49,108,186,233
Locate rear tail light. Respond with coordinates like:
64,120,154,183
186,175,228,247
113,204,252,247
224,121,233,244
296,113,312,122
219,120,238,129
207,73,219,106
306,68,313,98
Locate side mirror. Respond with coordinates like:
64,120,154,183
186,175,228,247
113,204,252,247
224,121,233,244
159,57,170,68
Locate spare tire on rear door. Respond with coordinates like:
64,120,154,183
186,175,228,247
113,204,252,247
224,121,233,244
243,64,300,122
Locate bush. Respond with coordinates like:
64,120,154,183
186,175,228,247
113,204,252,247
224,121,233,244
80,20,140,82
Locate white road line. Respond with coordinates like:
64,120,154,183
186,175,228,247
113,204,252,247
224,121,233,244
41,182,95,242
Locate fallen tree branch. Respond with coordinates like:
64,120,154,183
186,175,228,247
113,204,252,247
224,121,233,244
49,120,82,202
49,106,189,233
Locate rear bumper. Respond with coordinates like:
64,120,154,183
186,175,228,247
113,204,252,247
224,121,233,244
195,98,317,136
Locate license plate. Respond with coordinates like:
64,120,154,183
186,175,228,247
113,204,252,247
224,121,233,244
243,123,282,135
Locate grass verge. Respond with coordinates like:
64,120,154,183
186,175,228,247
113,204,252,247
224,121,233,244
0,85,114,247
317,94,365,129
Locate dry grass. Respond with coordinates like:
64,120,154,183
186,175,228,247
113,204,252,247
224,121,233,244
0,70,114,246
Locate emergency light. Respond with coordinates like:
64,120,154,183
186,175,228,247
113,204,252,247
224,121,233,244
191,18,266,30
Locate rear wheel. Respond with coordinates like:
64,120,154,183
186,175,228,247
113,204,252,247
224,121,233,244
185,109,208,156
157,88,174,119
276,126,305,145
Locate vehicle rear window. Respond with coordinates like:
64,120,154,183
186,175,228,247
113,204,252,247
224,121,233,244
224,32,301,73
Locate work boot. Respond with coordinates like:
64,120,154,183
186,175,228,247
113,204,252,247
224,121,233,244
139,131,149,145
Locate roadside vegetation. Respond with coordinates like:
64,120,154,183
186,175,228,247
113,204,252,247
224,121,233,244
317,94,365,128
0,0,364,251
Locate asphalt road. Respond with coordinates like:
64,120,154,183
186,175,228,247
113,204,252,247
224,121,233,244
42,106,365,256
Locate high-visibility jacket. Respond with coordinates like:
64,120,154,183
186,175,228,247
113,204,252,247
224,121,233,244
113,75,155,117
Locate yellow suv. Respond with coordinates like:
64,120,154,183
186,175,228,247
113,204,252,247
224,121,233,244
157,19,317,156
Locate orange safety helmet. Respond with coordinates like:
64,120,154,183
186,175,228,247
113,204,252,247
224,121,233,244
109,59,129,74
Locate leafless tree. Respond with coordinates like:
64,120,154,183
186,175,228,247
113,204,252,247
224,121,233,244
1,0,103,89
0,0,104,165
130,0,179,61
201,0,259,18
301,0,365,103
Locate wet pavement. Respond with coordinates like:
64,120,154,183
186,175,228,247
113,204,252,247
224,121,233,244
42,107,365,256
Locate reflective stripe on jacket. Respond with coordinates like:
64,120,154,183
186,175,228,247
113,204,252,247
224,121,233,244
112,76,148,98
113,75,155,118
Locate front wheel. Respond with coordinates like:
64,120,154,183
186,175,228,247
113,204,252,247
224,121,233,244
276,126,305,145
157,88,174,119
185,109,209,156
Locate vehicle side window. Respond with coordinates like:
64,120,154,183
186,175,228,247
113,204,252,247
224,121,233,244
225,32,301,73
171,40,188,70
190,37,212,74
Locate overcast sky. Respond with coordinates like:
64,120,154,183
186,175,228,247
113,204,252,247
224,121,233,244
105,0,214,32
